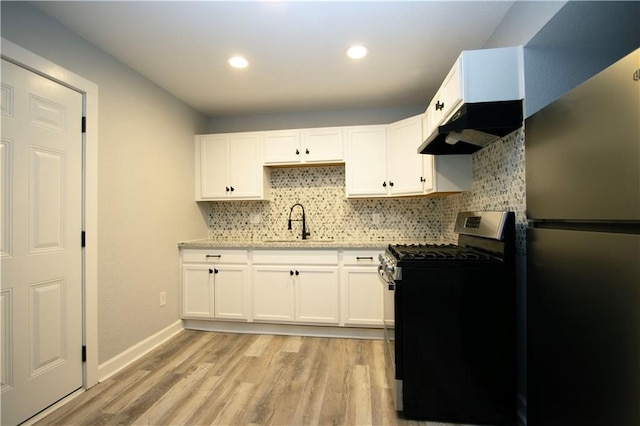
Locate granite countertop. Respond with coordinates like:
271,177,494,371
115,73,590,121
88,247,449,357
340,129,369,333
178,238,391,250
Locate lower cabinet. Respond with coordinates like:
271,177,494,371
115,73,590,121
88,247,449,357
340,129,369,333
181,247,386,329
251,249,340,325
341,250,384,326
252,264,339,325
181,250,249,320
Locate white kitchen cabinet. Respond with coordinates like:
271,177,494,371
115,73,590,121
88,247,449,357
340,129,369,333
345,125,388,197
424,46,524,137
252,250,340,325
263,130,301,164
263,127,344,165
420,113,473,195
386,115,426,196
301,127,344,164
195,133,269,201
181,249,249,320
346,117,470,198
341,250,384,327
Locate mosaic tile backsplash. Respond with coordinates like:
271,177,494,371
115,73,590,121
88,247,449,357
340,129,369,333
207,127,526,253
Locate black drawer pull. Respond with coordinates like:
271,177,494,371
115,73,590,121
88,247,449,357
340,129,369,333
205,254,222,258
356,256,374,260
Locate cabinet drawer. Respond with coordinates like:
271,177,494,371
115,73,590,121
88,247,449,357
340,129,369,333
342,250,382,266
252,249,339,265
182,249,249,264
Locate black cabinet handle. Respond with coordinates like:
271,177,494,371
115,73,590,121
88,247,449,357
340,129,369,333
295,270,300,276
435,101,444,111
290,270,294,275
305,148,309,154
209,268,213,274
225,187,230,192
295,149,300,155
205,254,221,258
382,182,387,188
420,176,426,182
356,256,374,260
389,181,394,187
230,186,234,192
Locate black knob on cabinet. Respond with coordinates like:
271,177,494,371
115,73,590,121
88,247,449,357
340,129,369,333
230,186,234,192
382,182,387,188
290,270,294,275
225,187,230,192
305,149,309,154
295,149,300,155
389,181,394,187
295,270,300,276
420,176,426,182
435,100,444,111
209,268,214,274
214,269,219,274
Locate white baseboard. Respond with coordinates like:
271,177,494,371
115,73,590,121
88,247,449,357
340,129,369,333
98,320,184,382
183,319,385,340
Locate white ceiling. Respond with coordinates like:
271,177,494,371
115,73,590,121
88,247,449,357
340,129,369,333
33,1,516,118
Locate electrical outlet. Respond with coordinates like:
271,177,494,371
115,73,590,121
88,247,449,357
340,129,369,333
160,291,166,307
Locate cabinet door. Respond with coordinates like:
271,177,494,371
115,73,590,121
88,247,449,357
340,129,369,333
228,133,262,198
440,59,462,121
301,127,344,163
199,135,229,199
422,154,435,193
295,266,339,324
342,267,383,326
263,130,301,164
252,266,295,322
182,265,214,318
387,115,425,196
345,126,388,197
214,265,249,320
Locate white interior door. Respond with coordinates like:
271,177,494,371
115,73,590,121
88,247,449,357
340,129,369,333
1,58,84,425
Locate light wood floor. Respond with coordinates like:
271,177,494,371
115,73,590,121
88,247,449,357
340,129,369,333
36,330,434,426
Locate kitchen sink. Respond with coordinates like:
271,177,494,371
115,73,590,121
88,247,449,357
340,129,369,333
262,239,334,243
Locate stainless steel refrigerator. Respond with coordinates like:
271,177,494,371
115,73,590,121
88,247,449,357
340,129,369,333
525,48,639,426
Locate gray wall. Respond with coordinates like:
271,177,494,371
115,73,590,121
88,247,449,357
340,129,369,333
523,1,640,116
208,105,424,133
1,2,210,363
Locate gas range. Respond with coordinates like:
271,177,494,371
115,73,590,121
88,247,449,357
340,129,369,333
378,212,513,283
379,211,517,424
388,243,499,262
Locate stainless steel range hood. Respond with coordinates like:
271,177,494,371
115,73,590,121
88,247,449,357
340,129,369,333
418,100,523,155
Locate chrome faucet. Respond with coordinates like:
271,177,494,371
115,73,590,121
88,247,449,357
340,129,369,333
288,203,310,240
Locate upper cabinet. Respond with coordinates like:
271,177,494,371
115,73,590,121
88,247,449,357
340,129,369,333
195,133,270,201
423,46,524,139
346,116,471,198
263,127,344,166
344,125,388,197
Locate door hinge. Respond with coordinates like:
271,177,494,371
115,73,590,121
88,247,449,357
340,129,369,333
81,116,87,133
81,231,86,248
82,345,87,362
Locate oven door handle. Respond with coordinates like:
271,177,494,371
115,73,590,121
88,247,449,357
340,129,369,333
378,265,395,289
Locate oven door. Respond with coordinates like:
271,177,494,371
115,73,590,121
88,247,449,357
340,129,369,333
378,267,402,411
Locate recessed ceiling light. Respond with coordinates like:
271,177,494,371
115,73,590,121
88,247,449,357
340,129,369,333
228,56,249,69
347,45,368,60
